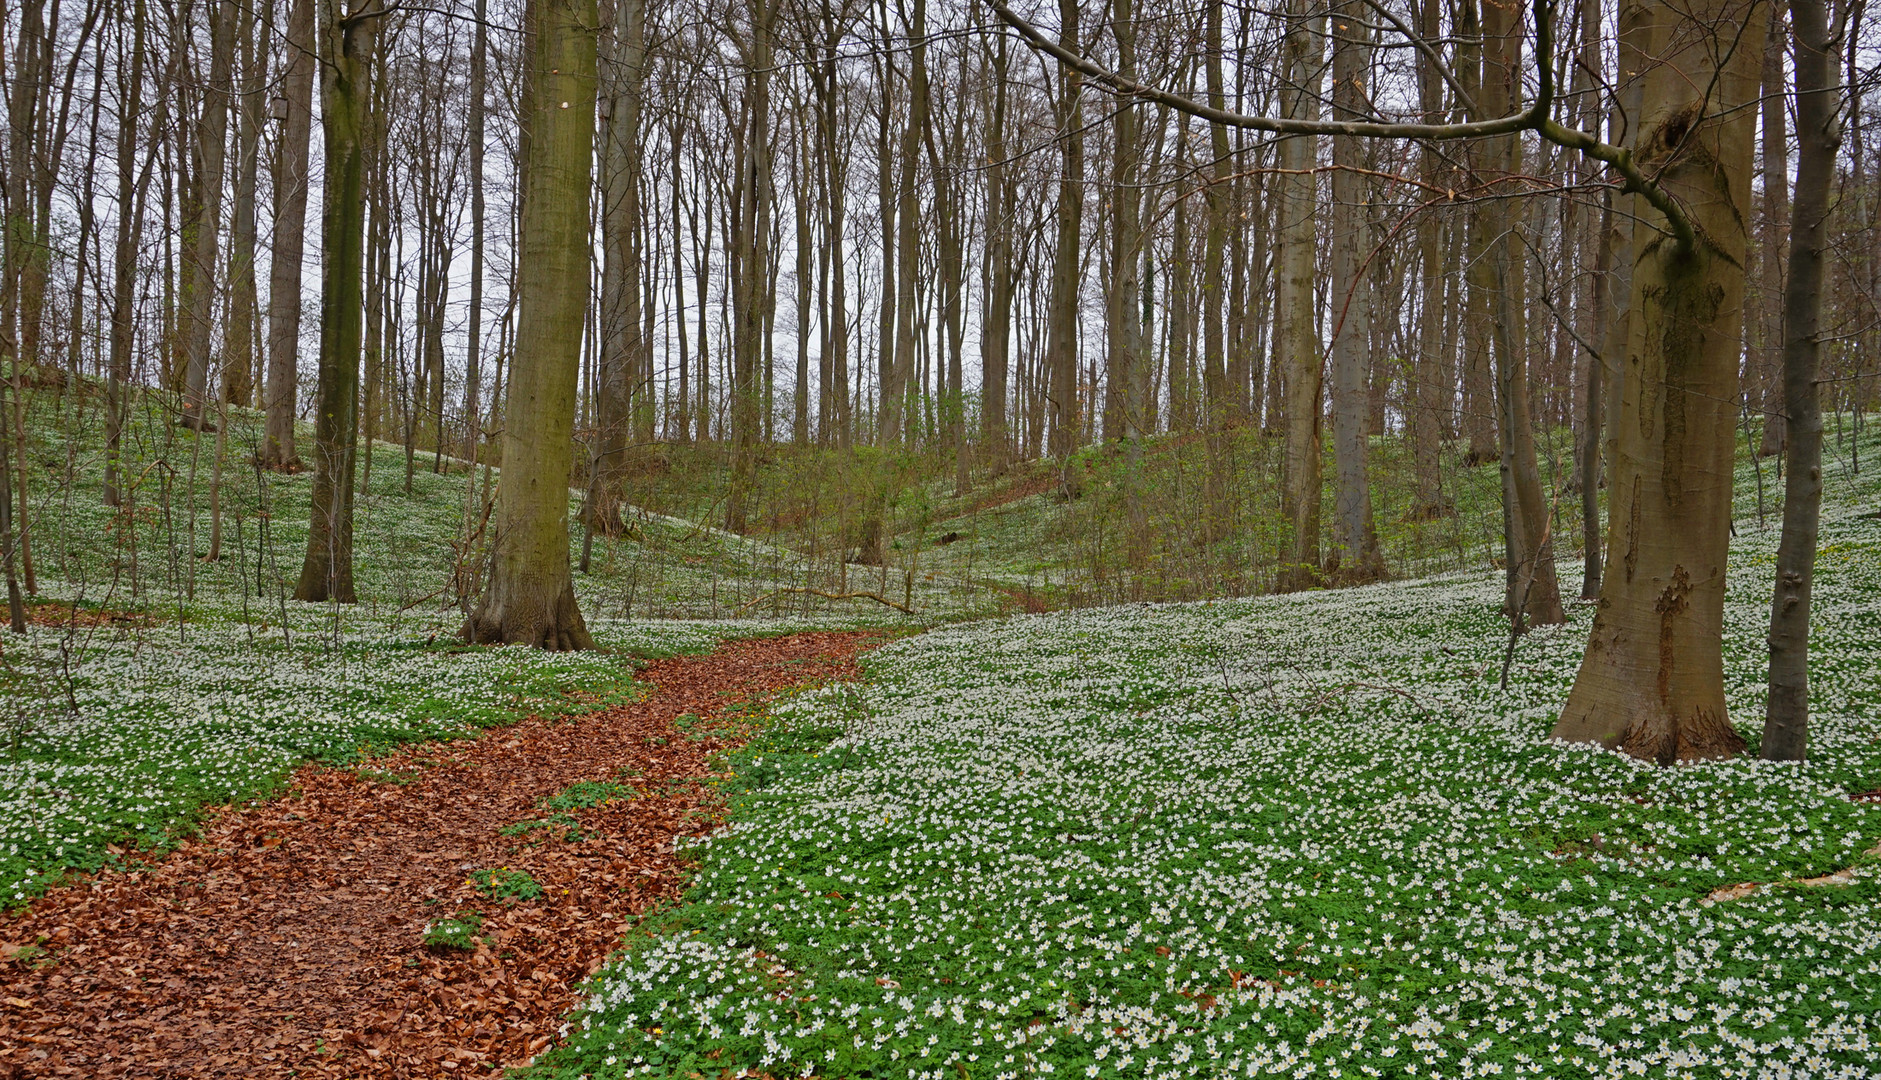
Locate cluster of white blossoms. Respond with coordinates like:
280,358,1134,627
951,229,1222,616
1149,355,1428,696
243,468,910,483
561,487,1881,1078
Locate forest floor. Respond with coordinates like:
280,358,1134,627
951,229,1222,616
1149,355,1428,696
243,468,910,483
3,387,1879,1078
0,630,885,1079
527,470,1881,1079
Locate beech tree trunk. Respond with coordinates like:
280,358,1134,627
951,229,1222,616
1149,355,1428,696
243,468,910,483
1555,0,1766,762
724,0,775,534
1761,0,1839,761
465,0,597,649
180,0,234,430
105,0,150,508
261,0,315,470
1478,0,1565,627
295,0,379,604
1326,0,1384,583
1755,1,1791,459
1044,0,1083,461
1406,0,1449,521
589,0,646,535
1276,2,1323,591
980,29,1013,472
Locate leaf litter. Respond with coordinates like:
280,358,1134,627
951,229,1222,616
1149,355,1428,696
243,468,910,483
0,629,884,1079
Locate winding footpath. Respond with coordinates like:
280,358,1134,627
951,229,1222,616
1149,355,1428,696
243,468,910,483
0,630,883,1079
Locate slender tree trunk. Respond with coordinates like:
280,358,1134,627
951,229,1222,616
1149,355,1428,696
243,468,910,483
466,0,597,648
1276,3,1324,591
1326,0,1384,582
223,0,267,409
725,0,775,534
590,0,646,534
262,0,315,469
1756,0,1791,458
1044,0,1083,461
1555,0,1766,762
820,26,851,449
980,29,1012,473
1761,0,1839,761
106,0,150,508
462,0,487,464
1479,0,1565,626
294,0,379,604
180,0,234,430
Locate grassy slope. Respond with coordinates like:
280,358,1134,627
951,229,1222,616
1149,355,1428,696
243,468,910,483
534,425,1881,1079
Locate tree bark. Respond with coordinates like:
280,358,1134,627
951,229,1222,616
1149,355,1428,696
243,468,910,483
725,0,776,534
180,0,234,430
1406,0,1449,520
105,0,151,508
465,0,598,649
590,0,646,535
1326,0,1384,583
223,0,267,409
1044,0,1083,461
295,0,379,604
1755,1,1791,459
980,28,1013,472
1276,3,1324,591
261,0,315,470
1761,0,1839,761
1554,0,1766,762
1479,0,1565,626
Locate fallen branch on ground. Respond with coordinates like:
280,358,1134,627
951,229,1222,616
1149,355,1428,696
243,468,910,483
740,588,915,615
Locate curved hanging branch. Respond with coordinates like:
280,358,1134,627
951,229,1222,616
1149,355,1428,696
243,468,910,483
987,0,1698,249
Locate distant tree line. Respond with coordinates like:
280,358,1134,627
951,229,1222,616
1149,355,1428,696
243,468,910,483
0,0,1874,762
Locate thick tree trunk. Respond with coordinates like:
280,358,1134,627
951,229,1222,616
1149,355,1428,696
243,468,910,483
1326,0,1384,583
1555,0,1766,762
261,0,315,470
1276,3,1323,591
466,0,597,649
295,0,379,604
1761,0,1838,761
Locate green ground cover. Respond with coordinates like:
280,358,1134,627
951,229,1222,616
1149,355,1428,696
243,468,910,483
535,432,1881,1079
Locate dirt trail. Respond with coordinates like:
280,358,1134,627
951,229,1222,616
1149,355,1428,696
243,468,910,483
0,630,884,1079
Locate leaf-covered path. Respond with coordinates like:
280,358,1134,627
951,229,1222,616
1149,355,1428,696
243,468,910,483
0,630,884,1079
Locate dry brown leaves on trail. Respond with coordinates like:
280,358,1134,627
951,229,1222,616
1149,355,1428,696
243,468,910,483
0,630,884,1080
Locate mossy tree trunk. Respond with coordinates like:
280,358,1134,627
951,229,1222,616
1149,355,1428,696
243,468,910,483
465,0,596,650
1554,0,1766,762
294,0,378,604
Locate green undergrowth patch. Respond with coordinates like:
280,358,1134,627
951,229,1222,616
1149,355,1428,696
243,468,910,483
501,813,585,844
469,867,542,902
541,780,635,812
423,910,484,951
